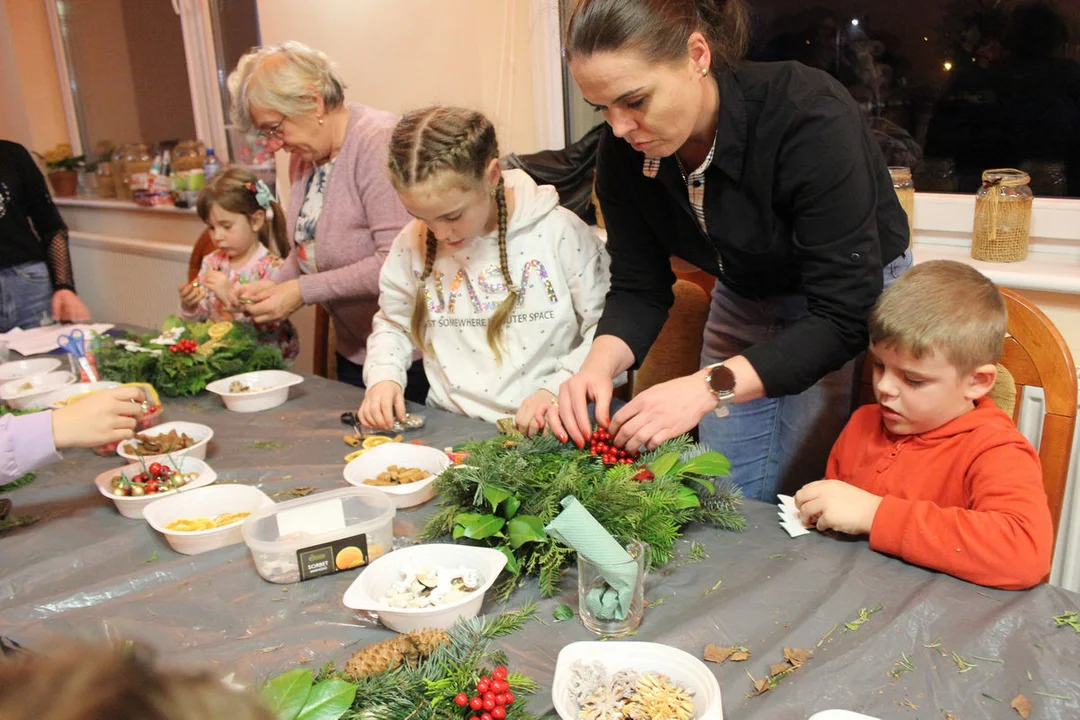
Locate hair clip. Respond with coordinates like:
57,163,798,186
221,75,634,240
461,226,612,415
247,179,274,210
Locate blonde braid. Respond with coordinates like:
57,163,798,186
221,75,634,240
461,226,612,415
409,229,439,351
486,176,518,363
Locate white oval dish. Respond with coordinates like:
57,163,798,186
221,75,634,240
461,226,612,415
0,371,76,410
205,370,304,412
0,357,62,383
94,456,217,519
143,484,274,555
342,543,507,632
552,641,723,720
343,443,451,509
117,421,214,464
41,381,123,409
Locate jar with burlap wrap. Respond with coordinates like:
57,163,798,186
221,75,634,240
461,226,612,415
971,168,1033,263
889,166,914,247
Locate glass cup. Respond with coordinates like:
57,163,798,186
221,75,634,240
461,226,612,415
577,539,650,638
0,340,9,363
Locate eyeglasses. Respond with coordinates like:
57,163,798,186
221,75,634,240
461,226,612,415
256,116,286,142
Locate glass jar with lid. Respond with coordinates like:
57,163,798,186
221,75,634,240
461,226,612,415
889,166,915,247
971,168,1033,263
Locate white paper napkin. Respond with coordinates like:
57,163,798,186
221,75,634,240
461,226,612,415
777,493,812,538
0,324,114,356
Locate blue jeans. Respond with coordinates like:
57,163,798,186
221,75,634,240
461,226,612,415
697,250,914,501
0,262,53,333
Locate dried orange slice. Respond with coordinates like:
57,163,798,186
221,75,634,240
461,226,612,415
361,435,394,450
207,321,233,339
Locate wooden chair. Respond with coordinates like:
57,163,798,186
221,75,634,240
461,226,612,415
631,279,712,396
859,288,1077,541
313,304,333,379
187,229,216,282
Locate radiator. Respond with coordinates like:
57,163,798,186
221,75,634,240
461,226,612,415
68,232,190,330
1027,371,1080,591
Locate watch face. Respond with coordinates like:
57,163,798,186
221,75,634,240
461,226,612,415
709,365,736,394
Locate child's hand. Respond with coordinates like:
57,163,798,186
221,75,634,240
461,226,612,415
205,270,236,308
178,281,203,310
794,480,883,536
51,386,146,449
516,388,557,437
358,380,406,430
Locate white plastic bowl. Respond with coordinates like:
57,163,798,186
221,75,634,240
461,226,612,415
552,641,723,720
0,357,62,383
205,370,303,412
143,484,274,555
343,443,451,508
808,713,881,720
0,371,76,410
117,421,214,464
41,381,123,409
94,456,217,519
342,543,507,632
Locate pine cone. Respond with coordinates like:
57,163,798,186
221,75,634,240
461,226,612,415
407,627,450,657
345,635,409,679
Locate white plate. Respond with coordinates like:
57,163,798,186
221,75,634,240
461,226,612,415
143,484,274,555
205,370,304,412
808,713,881,720
0,357,62,383
0,371,76,410
117,421,214,464
552,641,723,720
41,381,123,409
342,543,507,632
343,443,451,508
94,456,217,519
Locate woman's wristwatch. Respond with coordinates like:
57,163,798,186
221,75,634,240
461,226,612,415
704,363,736,418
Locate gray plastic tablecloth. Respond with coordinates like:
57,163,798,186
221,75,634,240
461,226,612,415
2,373,1080,719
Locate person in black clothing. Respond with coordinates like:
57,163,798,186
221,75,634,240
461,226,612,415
542,0,911,500
0,140,90,332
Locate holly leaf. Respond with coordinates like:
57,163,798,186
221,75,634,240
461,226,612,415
678,453,731,477
295,678,357,720
501,495,521,519
673,485,701,509
648,452,680,478
553,604,574,622
482,484,513,512
461,514,505,540
261,668,313,720
496,545,520,575
507,515,547,549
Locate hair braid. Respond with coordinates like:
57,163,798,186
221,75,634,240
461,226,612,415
486,176,518,364
409,229,440,350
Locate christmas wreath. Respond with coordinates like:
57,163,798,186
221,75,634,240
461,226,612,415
422,433,745,599
95,317,285,397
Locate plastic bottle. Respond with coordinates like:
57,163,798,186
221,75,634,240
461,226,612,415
204,148,222,181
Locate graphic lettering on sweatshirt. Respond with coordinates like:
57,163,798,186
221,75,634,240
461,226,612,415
419,260,558,315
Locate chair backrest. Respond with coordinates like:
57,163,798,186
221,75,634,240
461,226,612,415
998,287,1077,540
312,304,333,378
858,287,1077,541
187,230,216,282
631,279,711,397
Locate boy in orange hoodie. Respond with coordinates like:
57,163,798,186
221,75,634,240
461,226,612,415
794,260,1053,590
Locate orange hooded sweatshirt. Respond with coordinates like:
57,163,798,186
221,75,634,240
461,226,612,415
827,397,1053,590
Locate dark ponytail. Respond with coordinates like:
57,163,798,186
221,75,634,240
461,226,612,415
565,0,750,71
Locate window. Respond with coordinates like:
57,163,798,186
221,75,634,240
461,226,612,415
48,0,259,168
559,0,1080,198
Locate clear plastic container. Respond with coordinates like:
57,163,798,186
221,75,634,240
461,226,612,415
241,487,394,584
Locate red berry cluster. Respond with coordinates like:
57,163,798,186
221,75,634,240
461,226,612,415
453,665,514,720
170,339,198,354
587,427,637,465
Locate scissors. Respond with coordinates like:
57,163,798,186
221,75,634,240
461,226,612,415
57,329,98,382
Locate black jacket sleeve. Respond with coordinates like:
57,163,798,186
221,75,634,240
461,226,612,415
17,144,75,292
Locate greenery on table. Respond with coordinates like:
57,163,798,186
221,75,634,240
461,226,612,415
422,433,744,599
95,316,284,397
261,603,541,720
0,406,37,497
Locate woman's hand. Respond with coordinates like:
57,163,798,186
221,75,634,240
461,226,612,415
235,279,276,304
516,389,557,437
51,386,146,449
546,336,635,448
358,380,405,430
608,369,717,451
244,279,304,323
51,289,91,323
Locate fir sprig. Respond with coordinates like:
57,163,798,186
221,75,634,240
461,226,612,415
422,433,744,599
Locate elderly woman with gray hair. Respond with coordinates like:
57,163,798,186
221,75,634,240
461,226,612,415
231,41,428,402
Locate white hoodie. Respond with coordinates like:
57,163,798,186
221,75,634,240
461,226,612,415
364,169,610,423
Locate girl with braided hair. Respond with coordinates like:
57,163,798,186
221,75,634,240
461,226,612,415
358,106,610,434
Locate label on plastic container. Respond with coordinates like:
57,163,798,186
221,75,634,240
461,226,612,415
296,532,369,581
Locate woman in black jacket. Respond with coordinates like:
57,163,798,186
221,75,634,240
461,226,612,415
544,0,911,500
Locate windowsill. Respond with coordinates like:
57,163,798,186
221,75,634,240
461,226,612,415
53,196,196,215
911,241,1080,295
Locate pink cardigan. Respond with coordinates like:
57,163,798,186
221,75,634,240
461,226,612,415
274,103,411,364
